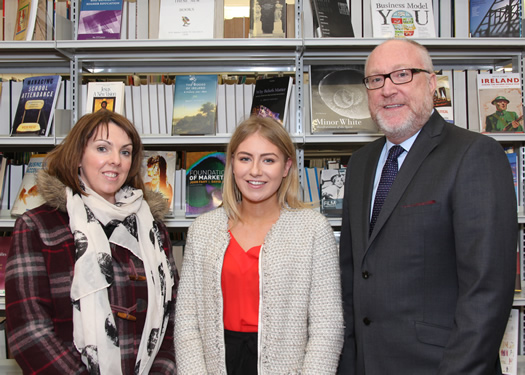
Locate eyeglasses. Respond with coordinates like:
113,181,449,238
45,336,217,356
363,68,431,90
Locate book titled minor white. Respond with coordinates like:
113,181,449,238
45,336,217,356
158,0,215,39
370,0,436,38
85,81,125,115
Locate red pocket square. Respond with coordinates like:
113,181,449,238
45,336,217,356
402,200,436,208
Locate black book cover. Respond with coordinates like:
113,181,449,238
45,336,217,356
311,0,354,37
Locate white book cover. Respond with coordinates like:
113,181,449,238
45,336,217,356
143,150,177,216
149,0,161,38
8,164,25,210
499,309,519,375
216,84,228,134
158,0,215,39
140,84,151,134
136,0,149,39
164,84,174,134
127,0,137,39
174,169,184,215
131,85,143,134
243,83,254,122
124,85,134,123
149,84,160,134
434,70,454,124
80,84,88,117
11,154,46,217
235,84,245,124
370,0,436,38
452,69,467,130
477,72,523,133
225,83,237,133
85,81,125,115
0,81,10,135
157,84,167,134
466,70,480,131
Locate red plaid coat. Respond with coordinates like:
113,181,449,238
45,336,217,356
6,172,178,374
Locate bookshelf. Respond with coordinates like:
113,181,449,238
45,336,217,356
1,0,525,368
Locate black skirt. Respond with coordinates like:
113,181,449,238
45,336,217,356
224,329,258,375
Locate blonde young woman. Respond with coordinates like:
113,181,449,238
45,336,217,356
175,116,343,374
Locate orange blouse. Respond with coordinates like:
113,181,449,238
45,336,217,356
221,232,261,332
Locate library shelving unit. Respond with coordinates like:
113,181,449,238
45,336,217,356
1,0,525,369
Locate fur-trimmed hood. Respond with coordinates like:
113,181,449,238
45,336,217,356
36,170,169,221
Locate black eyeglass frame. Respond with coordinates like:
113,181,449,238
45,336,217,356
363,68,431,90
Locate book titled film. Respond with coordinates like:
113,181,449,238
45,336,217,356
77,0,124,40
370,0,436,38
320,168,346,217
11,75,62,136
477,72,523,133
143,151,177,216
172,75,218,135
185,151,225,217
251,77,293,127
11,154,47,217
310,66,377,133
85,81,125,115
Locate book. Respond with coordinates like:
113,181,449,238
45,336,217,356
434,70,454,123
303,167,321,208
11,154,47,217
0,155,8,208
249,0,286,38
143,151,177,216
77,0,124,40
310,65,377,133
470,0,521,38
250,76,293,127
185,151,225,217
158,0,215,39
370,0,436,38
85,81,125,115
172,74,218,135
0,236,11,296
310,0,354,37
477,72,523,133
320,168,345,217
13,0,38,41
500,309,519,375
11,75,62,137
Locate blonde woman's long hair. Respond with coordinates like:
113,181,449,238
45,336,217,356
222,116,306,224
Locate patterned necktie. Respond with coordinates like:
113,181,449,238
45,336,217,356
369,145,405,236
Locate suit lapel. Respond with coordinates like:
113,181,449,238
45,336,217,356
367,112,445,247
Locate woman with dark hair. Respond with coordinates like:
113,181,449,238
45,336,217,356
6,110,177,374
175,116,343,374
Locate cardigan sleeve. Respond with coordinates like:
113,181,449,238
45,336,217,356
302,214,344,374
149,221,178,373
6,213,89,375
174,221,209,374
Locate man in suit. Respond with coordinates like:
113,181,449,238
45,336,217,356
338,39,517,374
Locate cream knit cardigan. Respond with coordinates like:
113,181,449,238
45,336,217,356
174,207,344,375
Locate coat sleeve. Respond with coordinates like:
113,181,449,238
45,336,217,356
174,222,208,374
437,136,517,374
338,162,357,375
6,214,89,375
302,215,344,374
150,221,178,373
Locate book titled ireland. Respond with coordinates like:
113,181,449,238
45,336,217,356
77,0,124,40
477,72,523,133
11,75,62,136
185,151,225,217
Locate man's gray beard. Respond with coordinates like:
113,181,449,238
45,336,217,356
374,99,433,141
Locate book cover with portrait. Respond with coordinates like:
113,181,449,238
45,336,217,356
320,168,346,217
477,72,523,132
143,151,177,216
85,81,125,115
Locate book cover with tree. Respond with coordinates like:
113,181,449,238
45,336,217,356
172,75,218,135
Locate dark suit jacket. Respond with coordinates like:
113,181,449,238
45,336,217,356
339,112,517,375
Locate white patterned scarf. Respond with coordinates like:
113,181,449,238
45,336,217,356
67,181,174,375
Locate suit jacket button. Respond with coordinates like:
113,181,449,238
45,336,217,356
363,317,371,325
362,271,370,279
